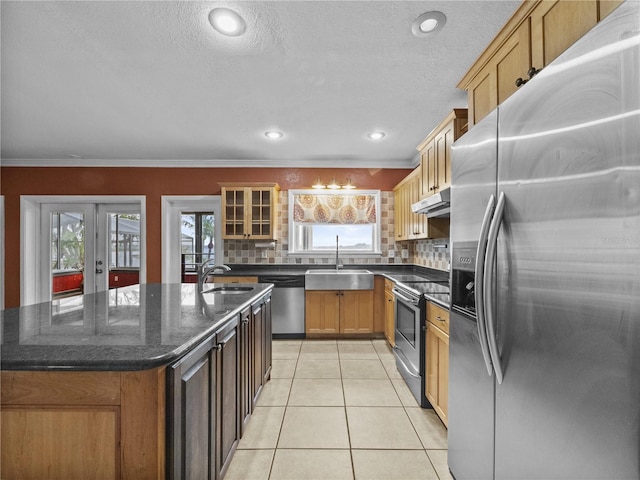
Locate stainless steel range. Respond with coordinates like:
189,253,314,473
392,277,449,407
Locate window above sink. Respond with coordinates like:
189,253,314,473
288,190,381,256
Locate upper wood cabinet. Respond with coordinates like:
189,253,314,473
417,109,468,196
530,1,598,69
393,167,450,241
219,183,280,240
391,108,466,242
459,0,620,127
394,166,428,241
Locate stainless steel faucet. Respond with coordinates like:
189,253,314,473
199,260,231,290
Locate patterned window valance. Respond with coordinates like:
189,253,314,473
292,193,377,224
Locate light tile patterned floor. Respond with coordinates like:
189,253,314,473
226,339,452,480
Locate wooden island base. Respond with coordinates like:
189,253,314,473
1,369,166,480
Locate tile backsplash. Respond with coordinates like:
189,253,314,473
224,191,450,272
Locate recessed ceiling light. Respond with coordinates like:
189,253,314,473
412,11,447,37
367,131,386,140
208,8,246,37
265,131,283,140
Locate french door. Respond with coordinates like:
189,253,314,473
39,203,141,302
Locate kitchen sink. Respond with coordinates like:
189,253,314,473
202,286,254,294
304,269,374,291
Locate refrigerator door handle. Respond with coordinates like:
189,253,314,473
484,191,506,384
475,194,496,376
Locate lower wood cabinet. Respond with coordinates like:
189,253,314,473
384,279,395,346
425,302,450,427
168,293,271,480
0,369,166,480
305,290,374,335
251,295,272,408
210,276,258,284
168,329,226,480
215,318,241,479
239,306,252,435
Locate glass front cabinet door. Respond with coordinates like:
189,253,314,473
219,183,280,240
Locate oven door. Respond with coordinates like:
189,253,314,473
392,288,422,401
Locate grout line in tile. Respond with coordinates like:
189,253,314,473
269,338,447,480
426,450,442,480
268,342,300,480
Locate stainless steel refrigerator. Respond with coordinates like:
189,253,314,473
448,1,640,478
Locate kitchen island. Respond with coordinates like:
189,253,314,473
0,283,273,480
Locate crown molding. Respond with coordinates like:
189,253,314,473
1,156,419,169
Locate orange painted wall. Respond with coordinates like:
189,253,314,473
1,166,411,308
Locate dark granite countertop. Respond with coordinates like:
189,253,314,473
222,263,449,281
218,264,451,308
0,283,273,371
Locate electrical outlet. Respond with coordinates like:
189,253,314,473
401,249,409,259
388,249,395,258
261,250,268,259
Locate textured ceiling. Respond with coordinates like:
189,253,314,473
1,1,519,168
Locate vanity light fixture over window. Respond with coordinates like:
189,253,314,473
312,177,356,189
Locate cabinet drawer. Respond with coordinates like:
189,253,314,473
426,302,449,334
210,276,258,284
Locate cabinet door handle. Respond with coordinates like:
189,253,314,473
516,66,541,88
436,316,445,322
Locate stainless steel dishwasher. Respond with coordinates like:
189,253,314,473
258,275,305,339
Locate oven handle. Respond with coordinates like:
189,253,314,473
392,289,420,306
393,346,421,379
484,191,506,385
475,194,496,377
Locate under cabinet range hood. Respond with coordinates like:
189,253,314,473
411,187,451,217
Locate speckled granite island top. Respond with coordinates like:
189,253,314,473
0,283,273,371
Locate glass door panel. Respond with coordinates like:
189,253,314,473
40,204,95,306
180,212,215,282
97,204,141,292
51,211,86,298
224,189,245,237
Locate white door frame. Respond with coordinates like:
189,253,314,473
161,196,222,283
21,195,146,306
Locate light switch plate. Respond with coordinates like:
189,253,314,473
388,250,395,258
401,249,409,259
